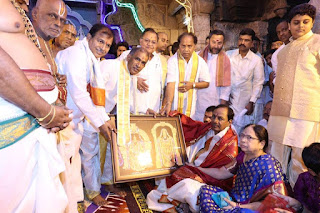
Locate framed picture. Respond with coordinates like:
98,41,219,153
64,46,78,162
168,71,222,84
110,115,187,183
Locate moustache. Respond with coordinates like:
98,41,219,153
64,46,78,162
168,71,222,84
239,44,246,48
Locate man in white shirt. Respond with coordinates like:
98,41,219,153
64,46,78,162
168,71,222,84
257,101,272,129
56,24,115,207
102,48,150,114
161,32,210,119
119,28,163,114
226,28,264,134
100,48,150,185
195,30,231,121
270,19,292,91
156,32,169,56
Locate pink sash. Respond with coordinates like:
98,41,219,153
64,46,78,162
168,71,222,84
23,69,56,92
199,46,231,87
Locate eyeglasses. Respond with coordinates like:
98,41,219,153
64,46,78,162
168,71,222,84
239,133,259,141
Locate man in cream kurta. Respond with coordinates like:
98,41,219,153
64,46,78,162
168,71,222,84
56,24,115,206
162,32,210,120
119,28,163,114
226,28,264,134
268,3,320,187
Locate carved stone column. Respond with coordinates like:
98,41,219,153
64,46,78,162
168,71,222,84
309,0,320,33
192,0,214,50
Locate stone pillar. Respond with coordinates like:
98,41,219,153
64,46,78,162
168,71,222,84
193,14,211,50
309,0,320,33
191,0,214,50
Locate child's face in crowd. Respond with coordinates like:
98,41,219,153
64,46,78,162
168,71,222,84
289,14,314,39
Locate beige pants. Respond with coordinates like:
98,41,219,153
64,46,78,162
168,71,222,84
270,141,306,187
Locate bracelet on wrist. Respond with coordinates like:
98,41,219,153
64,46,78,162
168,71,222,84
36,105,53,122
42,106,56,127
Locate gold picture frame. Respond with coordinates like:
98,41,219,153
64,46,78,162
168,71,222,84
110,115,186,183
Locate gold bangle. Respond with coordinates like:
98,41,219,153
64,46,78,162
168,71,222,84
36,105,53,122
42,106,56,127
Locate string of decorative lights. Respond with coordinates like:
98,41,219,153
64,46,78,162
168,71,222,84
175,0,194,33
102,0,124,41
114,0,145,32
102,0,145,42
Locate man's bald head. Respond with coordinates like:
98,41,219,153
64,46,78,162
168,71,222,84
32,0,67,41
156,32,169,53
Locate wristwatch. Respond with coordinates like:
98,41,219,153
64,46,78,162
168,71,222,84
193,82,196,88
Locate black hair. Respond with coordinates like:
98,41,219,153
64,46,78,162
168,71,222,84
178,32,198,45
116,41,129,51
141,28,158,41
302,143,320,174
214,104,234,121
263,49,276,58
239,28,256,40
287,3,316,22
205,105,216,113
89,24,113,39
253,36,260,43
244,124,269,152
172,42,179,55
275,19,289,28
208,30,225,40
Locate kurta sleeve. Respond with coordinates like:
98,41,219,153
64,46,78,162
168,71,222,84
250,56,264,103
198,59,210,83
166,56,177,83
57,48,109,129
271,50,278,73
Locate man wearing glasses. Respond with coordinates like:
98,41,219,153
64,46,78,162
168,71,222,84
119,28,163,115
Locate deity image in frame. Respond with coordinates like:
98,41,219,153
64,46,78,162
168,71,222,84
110,115,187,183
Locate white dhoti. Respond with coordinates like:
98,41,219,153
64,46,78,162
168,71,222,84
0,128,68,213
58,121,84,212
268,116,320,187
80,127,105,200
101,142,113,185
146,178,205,213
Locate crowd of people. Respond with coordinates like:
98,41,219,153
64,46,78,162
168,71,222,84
0,0,319,213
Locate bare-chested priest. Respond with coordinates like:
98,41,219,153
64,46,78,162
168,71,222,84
31,0,68,104
0,0,72,212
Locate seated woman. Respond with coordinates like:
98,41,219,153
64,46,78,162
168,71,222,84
196,124,288,212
